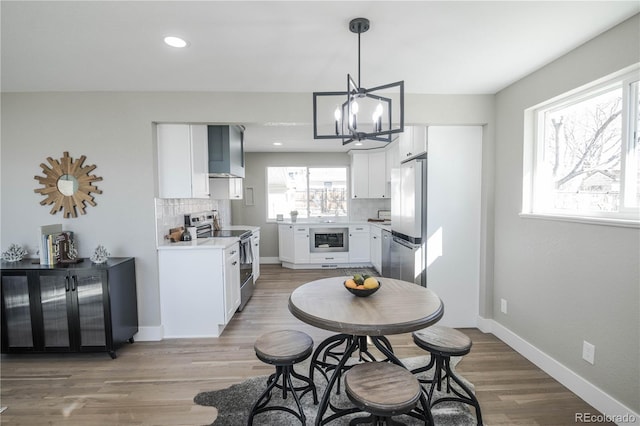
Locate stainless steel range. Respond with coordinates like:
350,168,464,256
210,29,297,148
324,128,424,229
184,211,255,311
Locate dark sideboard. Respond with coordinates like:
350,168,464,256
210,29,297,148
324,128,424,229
1,257,138,358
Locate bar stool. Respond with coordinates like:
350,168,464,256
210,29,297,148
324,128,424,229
344,362,428,425
410,325,483,425
248,330,318,425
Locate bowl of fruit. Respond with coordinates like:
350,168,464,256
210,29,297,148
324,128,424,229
344,274,381,297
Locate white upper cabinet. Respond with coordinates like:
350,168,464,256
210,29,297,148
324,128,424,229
157,124,210,199
350,150,388,199
385,139,399,182
210,177,243,200
398,126,427,163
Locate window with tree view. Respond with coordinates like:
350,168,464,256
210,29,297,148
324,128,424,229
267,167,348,220
527,68,639,223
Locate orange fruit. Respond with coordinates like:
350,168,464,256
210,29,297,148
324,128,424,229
345,279,357,289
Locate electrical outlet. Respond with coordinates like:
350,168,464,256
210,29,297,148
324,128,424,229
582,341,595,365
500,298,508,314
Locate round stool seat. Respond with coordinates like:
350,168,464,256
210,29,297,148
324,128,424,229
412,325,472,357
254,330,314,365
345,362,421,417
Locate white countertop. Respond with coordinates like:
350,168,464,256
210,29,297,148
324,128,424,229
157,226,260,250
277,220,391,230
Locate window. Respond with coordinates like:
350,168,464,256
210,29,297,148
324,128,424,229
523,67,640,225
267,167,348,219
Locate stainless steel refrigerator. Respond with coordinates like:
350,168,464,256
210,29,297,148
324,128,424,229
389,157,427,286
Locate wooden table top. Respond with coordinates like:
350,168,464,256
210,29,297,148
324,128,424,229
288,277,444,336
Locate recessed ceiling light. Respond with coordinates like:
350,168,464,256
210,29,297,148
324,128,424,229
273,142,283,146
164,36,188,48
354,142,363,146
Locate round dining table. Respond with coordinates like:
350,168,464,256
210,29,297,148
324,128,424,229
288,276,444,425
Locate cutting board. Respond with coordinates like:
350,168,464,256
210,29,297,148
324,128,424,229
166,226,184,242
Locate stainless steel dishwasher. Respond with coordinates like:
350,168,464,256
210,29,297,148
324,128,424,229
390,236,424,286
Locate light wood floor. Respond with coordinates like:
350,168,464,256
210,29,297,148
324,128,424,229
1,265,613,425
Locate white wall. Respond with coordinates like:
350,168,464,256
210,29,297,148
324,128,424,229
493,14,639,412
426,126,483,328
1,91,494,335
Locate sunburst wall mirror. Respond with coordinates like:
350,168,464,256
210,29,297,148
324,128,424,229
34,151,103,218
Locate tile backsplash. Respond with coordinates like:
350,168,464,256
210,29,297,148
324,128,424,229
349,198,392,221
154,198,231,244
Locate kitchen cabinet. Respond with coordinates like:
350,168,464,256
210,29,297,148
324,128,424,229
0,258,138,358
278,224,294,263
350,150,388,198
398,126,427,162
293,225,310,264
210,177,243,200
157,123,210,199
348,225,370,263
385,139,399,182
224,244,241,324
308,252,349,264
208,125,245,178
158,242,239,338
278,224,309,265
252,230,260,282
370,226,382,273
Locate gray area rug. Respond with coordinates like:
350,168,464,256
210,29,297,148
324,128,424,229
339,268,380,277
194,355,477,425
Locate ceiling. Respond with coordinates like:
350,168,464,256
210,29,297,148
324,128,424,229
2,1,638,152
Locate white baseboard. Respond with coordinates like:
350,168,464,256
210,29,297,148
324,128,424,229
259,256,281,264
133,326,164,342
478,317,639,425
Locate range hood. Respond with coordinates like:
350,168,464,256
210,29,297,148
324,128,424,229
208,125,245,178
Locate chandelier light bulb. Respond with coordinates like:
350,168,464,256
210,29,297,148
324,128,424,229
351,101,359,114
334,107,341,121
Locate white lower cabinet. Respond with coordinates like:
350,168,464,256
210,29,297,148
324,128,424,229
279,223,382,268
308,252,349,264
293,226,310,263
279,224,309,264
251,230,260,282
158,242,239,338
223,244,241,324
348,225,370,264
370,226,382,273
278,225,295,263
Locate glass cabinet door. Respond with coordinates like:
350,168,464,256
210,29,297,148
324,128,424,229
38,271,72,349
1,273,34,349
74,270,106,348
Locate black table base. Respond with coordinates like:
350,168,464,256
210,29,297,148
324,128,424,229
309,333,433,426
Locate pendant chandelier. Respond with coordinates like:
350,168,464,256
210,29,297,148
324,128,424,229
313,18,404,145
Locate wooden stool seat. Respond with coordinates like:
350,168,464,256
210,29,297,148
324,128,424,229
345,362,423,425
248,330,318,425
412,325,472,357
411,326,483,425
254,329,314,364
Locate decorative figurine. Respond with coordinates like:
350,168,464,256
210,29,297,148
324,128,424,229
1,244,28,262
90,245,110,264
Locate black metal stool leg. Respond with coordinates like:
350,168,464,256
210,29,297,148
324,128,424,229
247,368,282,425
